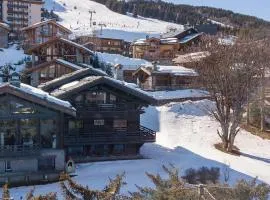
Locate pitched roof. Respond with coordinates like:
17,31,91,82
161,28,198,39
38,67,107,92
26,37,94,56
21,19,72,34
25,59,83,73
0,83,76,116
51,76,156,104
0,22,10,31
173,51,210,64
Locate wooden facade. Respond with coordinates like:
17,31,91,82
26,37,94,67
132,66,198,91
76,36,131,56
0,22,9,48
132,37,179,62
21,19,72,49
41,73,156,161
25,59,83,87
0,82,75,185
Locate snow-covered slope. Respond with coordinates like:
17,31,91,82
6,100,270,199
44,0,183,41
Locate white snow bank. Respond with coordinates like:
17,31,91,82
149,89,209,100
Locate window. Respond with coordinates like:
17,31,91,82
94,119,104,126
113,144,125,154
113,120,127,128
110,94,116,103
5,161,12,172
69,120,83,131
38,157,55,170
85,92,106,104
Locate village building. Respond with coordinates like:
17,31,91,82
132,64,198,91
21,19,72,49
0,21,9,48
131,37,179,63
0,0,44,38
25,37,94,67
75,35,131,56
24,59,84,87
39,70,156,162
0,79,76,185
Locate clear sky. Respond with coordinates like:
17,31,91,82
163,0,270,21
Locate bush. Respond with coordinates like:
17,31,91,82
183,166,220,184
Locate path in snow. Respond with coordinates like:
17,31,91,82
6,100,270,199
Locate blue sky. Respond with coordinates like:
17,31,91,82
163,0,270,21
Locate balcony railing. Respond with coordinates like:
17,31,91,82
0,144,41,158
64,126,156,145
74,103,140,112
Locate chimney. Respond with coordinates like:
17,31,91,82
10,72,21,87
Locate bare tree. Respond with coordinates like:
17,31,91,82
192,35,270,152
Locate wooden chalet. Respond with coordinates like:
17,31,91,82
21,19,72,49
40,71,156,162
172,51,209,68
76,35,131,56
24,59,83,87
132,64,198,91
0,22,10,48
0,80,76,185
26,37,94,67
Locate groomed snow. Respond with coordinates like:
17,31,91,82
45,0,183,42
5,100,270,199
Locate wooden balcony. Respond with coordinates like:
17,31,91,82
0,144,40,158
74,103,141,112
64,126,156,145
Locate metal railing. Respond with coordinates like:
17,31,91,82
0,144,40,157
74,103,140,112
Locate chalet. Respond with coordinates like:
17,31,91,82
21,19,72,49
0,22,9,48
24,59,83,87
131,37,179,63
162,27,203,50
25,37,94,67
132,64,198,91
76,35,131,56
0,79,76,185
39,71,156,162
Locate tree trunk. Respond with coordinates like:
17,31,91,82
260,68,266,132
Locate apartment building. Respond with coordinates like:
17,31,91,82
0,0,44,36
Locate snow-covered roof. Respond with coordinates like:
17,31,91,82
56,59,82,70
133,37,178,45
160,37,178,44
179,33,203,44
0,83,76,116
21,19,72,33
139,64,198,76
173,51,209,64
161,27,194,39
51,76,156,104
0,22,10,31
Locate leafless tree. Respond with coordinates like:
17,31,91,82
192,35,270,152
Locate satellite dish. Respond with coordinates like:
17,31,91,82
65,159,75,174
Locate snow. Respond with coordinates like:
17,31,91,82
155,65,198,76
6,99,270,199
59,80,79,90
97,52,150,68
17,83,74,110
44,0,183,42
179,33,202,44
56,59,82,70
0,45,28,72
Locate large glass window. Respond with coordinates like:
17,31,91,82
94,119,104,126
68,120,83,134
41,119,57,148
20,119,38,145
0,120,16,146
113,120,127,128
38,156,55,170
85,92,106,104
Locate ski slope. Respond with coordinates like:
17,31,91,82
44,0,183,41
6,100,270,199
